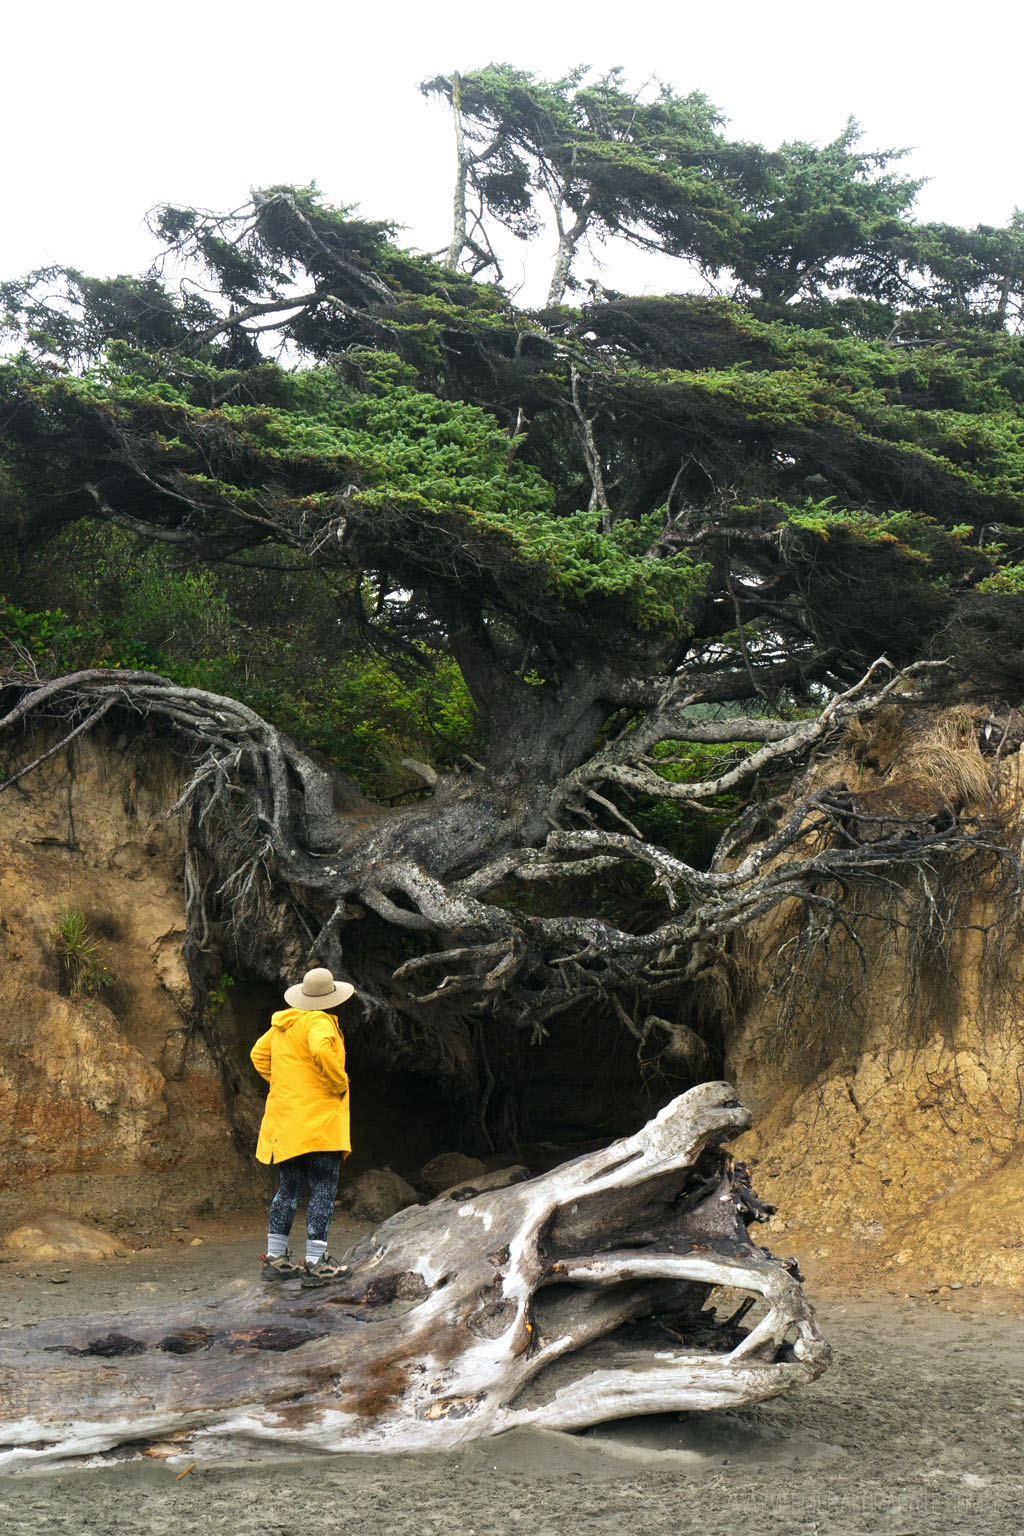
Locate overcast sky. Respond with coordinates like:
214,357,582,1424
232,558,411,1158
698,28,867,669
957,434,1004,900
3,0,1021,302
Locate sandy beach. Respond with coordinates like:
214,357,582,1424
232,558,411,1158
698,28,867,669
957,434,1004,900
1,1214,1021,1535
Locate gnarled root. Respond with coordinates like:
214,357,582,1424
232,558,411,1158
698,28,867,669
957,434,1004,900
0,1082,828,1469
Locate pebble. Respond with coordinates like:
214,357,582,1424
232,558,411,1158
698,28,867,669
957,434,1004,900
950,1281,963,1290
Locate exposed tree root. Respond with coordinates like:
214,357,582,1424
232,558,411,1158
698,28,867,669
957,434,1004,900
0,659,1014,1056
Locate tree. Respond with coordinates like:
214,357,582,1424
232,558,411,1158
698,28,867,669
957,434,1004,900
2,115,1024,1136
422,66,767,303
726,117,923,308
423,71,933,315
904,212,1024,330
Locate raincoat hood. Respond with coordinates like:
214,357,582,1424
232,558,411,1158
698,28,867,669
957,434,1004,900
271,1007,310,1032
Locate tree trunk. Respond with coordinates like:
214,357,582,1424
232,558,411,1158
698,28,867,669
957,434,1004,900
0,1083,828,1469
546,198,593,305
444,73,471,270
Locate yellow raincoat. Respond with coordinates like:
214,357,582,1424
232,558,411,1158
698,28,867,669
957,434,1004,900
250,1008,350,1164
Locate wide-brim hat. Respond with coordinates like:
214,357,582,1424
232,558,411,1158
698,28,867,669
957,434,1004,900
284,966,355,1010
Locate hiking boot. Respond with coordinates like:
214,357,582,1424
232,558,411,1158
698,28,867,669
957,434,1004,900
301,1254,352,1288
260,1250,303,1282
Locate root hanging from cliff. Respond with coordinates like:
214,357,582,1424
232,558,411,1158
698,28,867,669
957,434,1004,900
749,712,1024,1081
2,665,1020,1140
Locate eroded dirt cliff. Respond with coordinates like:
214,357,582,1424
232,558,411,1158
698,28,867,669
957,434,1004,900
0,728,261,1230
728,714,1024,1294
4,712,1024,1298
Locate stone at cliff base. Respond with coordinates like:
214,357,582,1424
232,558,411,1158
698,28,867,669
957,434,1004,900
416,1151,488,1195
336,1169,419,1222
2,1214,121,1261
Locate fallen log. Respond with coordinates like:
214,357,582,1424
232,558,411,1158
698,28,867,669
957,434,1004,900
0,1082,829,1468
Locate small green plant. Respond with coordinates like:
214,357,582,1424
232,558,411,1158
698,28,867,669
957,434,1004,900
54,905,114,999
208,971,236,1016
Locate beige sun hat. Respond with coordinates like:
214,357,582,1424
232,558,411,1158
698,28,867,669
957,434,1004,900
284,966,355,1010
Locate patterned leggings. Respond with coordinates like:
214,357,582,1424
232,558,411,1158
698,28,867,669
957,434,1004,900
267,1151,342,1242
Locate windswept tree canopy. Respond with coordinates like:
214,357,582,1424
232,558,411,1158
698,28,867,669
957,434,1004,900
2,72,1024,1128
422,65,766,301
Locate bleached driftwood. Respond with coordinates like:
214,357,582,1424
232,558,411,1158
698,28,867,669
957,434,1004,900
0,1082,828,1468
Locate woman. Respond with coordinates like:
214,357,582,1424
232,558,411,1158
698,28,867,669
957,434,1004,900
250,966,355,1287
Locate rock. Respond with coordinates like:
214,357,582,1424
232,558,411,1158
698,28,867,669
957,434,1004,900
417,1152,487,1197
850,1218,885,1242
336,1169,419,1223
2,1215,121,1262
438,1165,532,1199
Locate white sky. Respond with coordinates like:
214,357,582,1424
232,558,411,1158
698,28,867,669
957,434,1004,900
3,0,1022,303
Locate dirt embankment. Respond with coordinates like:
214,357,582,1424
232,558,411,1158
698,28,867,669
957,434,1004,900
0,730,262,1231
727,715,1024,1300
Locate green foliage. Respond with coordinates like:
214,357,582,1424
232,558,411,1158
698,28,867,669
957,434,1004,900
730,117,923,307
0,596,162,672
424,65,769,300
425,71,933,310
631,740,749,868
2,339,708,642
207,972,236,1016
54,905,114,1000
6,79,1024,818
4,522,484,794
426,64,1024,327
37,524,234,665
778,502,976,574
231,643,481,794
976,563,1024,594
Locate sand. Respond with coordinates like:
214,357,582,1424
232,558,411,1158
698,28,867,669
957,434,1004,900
1,1213,1022,1535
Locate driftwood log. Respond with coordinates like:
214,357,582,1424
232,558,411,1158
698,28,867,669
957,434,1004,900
0,1083,829,1469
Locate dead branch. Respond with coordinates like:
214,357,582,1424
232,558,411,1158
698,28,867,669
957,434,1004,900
0,1083,828,1469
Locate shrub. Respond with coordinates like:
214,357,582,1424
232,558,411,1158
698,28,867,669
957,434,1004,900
54,905,114,999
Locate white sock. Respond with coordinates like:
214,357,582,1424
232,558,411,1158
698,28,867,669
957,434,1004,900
266,1233,288,1259
306,1239,327,1266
